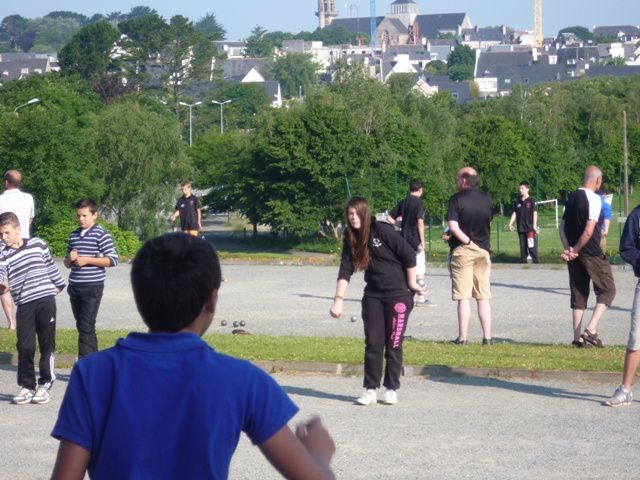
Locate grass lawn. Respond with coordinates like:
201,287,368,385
0,329,625,373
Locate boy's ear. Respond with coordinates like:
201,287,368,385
204,289,219,314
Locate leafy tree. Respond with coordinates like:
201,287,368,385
0,74,103,226
90,100,190,238
558,26,593,43
195,13,226,40
126,6,158,20
425,59,447,76
0,15,34,51
447,44,475,81
59,21,120,80
44,11,88,24
387,73,417,99
206,82,271,130
245,25,273,58
266,52,318,98
29,16,84,53
118,12,169,76
453,115,534,206
162,16,215,116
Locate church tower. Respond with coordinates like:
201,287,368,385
317,1,338,29
389,0,418,28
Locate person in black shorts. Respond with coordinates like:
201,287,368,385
508,181,539,263
559,165,616,347
170,181,202,236
387,179,432,306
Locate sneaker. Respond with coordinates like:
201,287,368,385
12,388,35,405
383,389,398,405
355,388,377,406
32,384,52,405
605,385,632,407
450,337,468,345
482,338,493,346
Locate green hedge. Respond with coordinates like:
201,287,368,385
34,220,141,258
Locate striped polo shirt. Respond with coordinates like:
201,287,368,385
66,224,118,285
0,237,65,305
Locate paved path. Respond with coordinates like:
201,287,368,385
50,260,636,346
1,365,636,480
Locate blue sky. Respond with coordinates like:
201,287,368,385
2,0,637,41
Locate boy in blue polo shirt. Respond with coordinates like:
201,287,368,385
64,199,118,358
51,233,335,479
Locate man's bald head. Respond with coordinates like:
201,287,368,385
3,170,22,189
456,166,479,191
582,165,602,191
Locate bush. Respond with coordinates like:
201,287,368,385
34,220,141,258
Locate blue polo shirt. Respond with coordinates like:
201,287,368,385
52,332,298,479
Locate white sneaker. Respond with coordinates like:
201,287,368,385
12,388,35,405
32,384,52,405
356,388,377,405
383,389,398,405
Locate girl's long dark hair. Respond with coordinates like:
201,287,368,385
345,196,372,271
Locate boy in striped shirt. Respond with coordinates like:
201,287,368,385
0,212,65,405
64,199,118,358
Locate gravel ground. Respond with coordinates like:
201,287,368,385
48,260,636,347
1,365,637,480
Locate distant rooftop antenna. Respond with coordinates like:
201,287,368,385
346,2,358,17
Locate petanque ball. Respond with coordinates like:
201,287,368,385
350,316,357,322
220,320,227,327
233,321,239,328
239,320,246,327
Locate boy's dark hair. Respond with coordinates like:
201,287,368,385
180,180,192,187
75,198,98,213
409,178,423,192
131,233,221,332
0,212,20,228
519,181,530,188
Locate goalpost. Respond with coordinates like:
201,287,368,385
535,199,559,229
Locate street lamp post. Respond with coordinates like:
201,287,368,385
13,98,40,113
211,99,232,134
178,101,202,146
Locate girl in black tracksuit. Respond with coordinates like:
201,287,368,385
330,197,422,405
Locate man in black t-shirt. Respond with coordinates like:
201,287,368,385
447,167,493,345
387,179,430,305
170,181,202,236
559,165,616,348
508,181,539,263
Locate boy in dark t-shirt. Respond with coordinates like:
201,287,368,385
170,181,202,236
387,179,431,306
508,181,539,263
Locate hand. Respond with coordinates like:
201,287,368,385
508,224,515,232
68,249,78,262
329,299,343,318
73,256,89,268
560,248,578,262
55,288,61,295
0,284,9,295
295,417,335,468
408,280,427,294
